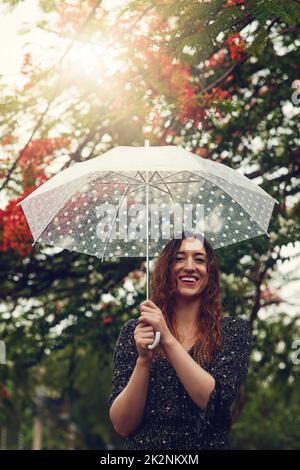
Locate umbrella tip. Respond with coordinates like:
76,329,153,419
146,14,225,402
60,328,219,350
144,139,150,147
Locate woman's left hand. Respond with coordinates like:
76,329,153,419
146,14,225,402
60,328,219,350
138,300,173,348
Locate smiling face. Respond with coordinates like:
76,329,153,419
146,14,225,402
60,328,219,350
171,237,209,299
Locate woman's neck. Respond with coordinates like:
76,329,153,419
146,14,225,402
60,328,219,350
173,295,201,332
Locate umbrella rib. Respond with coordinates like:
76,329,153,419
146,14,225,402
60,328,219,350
126,184,146,195
151,169,274,235
30,173,101,247
101,171,141,261
30,172,143,247
148,170,175,200
186,169,278,204
152,170,187,182
137,171,146,183
148,171,158,184
154,179,203,183
186,170,273,235
155,171,175,201
148,184,170,195
109,170,145,185
157,169,274,235
118,183,171,197
147,171,171,195
160,167,277,206
101,172,173,261
122,181,171,197
91,171,146,187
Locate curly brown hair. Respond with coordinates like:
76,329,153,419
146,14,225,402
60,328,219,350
150,232,225,365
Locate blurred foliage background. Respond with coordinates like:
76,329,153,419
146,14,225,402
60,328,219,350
0,0,299,449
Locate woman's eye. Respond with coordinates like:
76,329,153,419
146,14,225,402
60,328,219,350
175,257,206,263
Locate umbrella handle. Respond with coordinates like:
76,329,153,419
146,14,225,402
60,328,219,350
147,331,161,350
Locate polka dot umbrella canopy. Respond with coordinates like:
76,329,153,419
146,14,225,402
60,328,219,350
17,141,278,349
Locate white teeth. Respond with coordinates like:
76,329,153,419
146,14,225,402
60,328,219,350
181,277,197,282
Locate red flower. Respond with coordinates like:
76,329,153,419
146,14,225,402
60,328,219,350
196,148,208,159
99,303,109,311
131,270,143,280
0,181,49,256
103,315,113,325
279,202,285,210
226,33,246,61
1,135,17,145
206,48,227,68
21,52,33,76
226,0,244,5
0,384,9,399
204,87,230,102
177,84,206,128
261,287,283,304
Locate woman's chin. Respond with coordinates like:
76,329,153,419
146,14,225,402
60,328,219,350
176,287,201,298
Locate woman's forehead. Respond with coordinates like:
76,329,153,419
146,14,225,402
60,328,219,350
178,237,206,253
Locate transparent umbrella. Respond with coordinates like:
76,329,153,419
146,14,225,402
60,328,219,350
17,140,278,349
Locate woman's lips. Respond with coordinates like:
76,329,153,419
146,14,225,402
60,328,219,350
178,276,199,286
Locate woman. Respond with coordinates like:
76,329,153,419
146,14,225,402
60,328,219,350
108,232,251,450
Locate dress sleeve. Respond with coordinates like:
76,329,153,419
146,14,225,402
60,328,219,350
107,319,139,409
195,317,251,437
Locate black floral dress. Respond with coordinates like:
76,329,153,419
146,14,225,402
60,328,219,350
108,316,251,450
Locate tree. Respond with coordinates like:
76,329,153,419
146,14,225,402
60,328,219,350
0,0,299,448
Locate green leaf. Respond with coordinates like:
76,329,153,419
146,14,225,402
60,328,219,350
246,0,300,25
175,30,215,63
265,0,300,24
247,26,270,56
246,0,274,23
277,0,300,23
208,5,246,36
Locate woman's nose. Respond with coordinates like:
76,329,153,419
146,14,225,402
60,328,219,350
184,258,196,269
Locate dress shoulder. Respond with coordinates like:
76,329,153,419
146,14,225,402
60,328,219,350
222,315,249,327
222,316,251,343
120,318,139,335
194,315,252,444
107,318,139,409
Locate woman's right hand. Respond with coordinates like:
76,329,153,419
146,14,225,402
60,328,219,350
134,320,155,363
